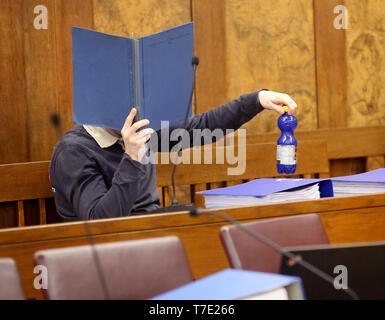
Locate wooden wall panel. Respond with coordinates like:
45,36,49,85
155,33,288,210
314,0,348,129
0,0,28,164
23,0,59,161
0,0,94,164
345,0,385,127
93,0,191,38
54,0,95,134
192,0,228,114
0,0,384,175
224,0,317,134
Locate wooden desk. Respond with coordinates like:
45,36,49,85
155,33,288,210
0,193,384,299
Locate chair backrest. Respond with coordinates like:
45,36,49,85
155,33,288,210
220,214,329,273
0,161,54,226
34,236,193,300
0,258,25,300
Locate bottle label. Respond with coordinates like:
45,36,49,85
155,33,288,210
277,145,297,165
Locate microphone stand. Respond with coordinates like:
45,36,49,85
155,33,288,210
171,56,199,206
150,57,199,214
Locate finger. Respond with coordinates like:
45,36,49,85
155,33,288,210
285,98,297,115
122,108,137,132
269,102,285,115
130,119,150,133
136,134,152,146
137,128,155,138
274,94,297,115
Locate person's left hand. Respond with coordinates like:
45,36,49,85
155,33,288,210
258,90,298,115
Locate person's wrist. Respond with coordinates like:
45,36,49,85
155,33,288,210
125,150,139,162
257,89,269,109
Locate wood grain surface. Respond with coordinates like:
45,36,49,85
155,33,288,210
55,0,95,134
0,193,384,299
0,0,29,164
93,0,191,38
314,0,348,129
224,0,317,133
345,0,385,127
1,0,384,171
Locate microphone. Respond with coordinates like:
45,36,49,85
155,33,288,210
190,207,360,300
171,56,199,206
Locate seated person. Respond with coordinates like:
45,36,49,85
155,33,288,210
50,90,297,221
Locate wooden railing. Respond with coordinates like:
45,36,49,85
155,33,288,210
0,140,328,228
243,126,385,175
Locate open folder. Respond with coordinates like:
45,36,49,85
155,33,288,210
72,23,194,131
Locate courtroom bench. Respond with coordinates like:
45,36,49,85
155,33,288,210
0,140,329,228
1,125,384,229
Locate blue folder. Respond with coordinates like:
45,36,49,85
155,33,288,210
199,178,334,198
72,23,194,131
151,269,304,300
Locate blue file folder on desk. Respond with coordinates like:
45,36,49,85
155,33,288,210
331,168,385,196
199,178,333,208
72,23,194,131
200,178,333,197
152,269,304,300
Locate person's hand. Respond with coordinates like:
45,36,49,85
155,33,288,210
121,108,154,162
258,90,298,115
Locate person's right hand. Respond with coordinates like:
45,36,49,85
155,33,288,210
258,90,298,115
121,108,154,162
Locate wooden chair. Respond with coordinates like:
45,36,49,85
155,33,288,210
0,161,54,227
0,258,25,300
34,236,193,300
219,214,329,273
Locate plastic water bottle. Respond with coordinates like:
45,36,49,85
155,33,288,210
277,105,297,174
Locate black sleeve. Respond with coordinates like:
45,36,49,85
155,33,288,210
51,145,147,220
153,90,265,152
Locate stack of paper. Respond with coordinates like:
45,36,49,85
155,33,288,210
204,184,320,208
331,168,385,197
200,178,325,209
